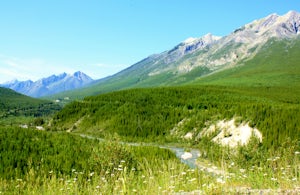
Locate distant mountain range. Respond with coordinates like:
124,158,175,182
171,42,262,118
51,10,299,99
1,71,94,97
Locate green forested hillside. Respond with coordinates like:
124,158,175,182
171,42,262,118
51,86,300,149
0,87,61,124
50,84,300,191
49,37,300,191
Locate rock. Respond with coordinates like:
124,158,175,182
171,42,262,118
183,132,193,139
36,126,45,130
200,118,263,148
181,152,193,160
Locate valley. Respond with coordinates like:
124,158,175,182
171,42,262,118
1,84,299,194
0,10,300,194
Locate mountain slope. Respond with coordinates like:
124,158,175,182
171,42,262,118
50,11,300,99
0,87,60,118
1,71,94,98
194,37,300,88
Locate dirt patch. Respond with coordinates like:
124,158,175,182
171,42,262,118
67,117,85,132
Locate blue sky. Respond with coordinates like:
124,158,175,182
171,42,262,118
0,0,298,82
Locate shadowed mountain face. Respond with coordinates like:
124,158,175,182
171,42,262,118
1,71,94,98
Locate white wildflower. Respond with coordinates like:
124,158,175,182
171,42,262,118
189,178,197,182
271,177,277,181
216,178,225,184
239,169,246,173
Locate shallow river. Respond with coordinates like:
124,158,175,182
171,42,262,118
79,134,200,168
160,146,200,169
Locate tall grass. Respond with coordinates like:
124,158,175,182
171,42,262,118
0,127,299,194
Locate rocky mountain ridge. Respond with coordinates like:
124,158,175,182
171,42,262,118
163,10,300,74
100,11,300,85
